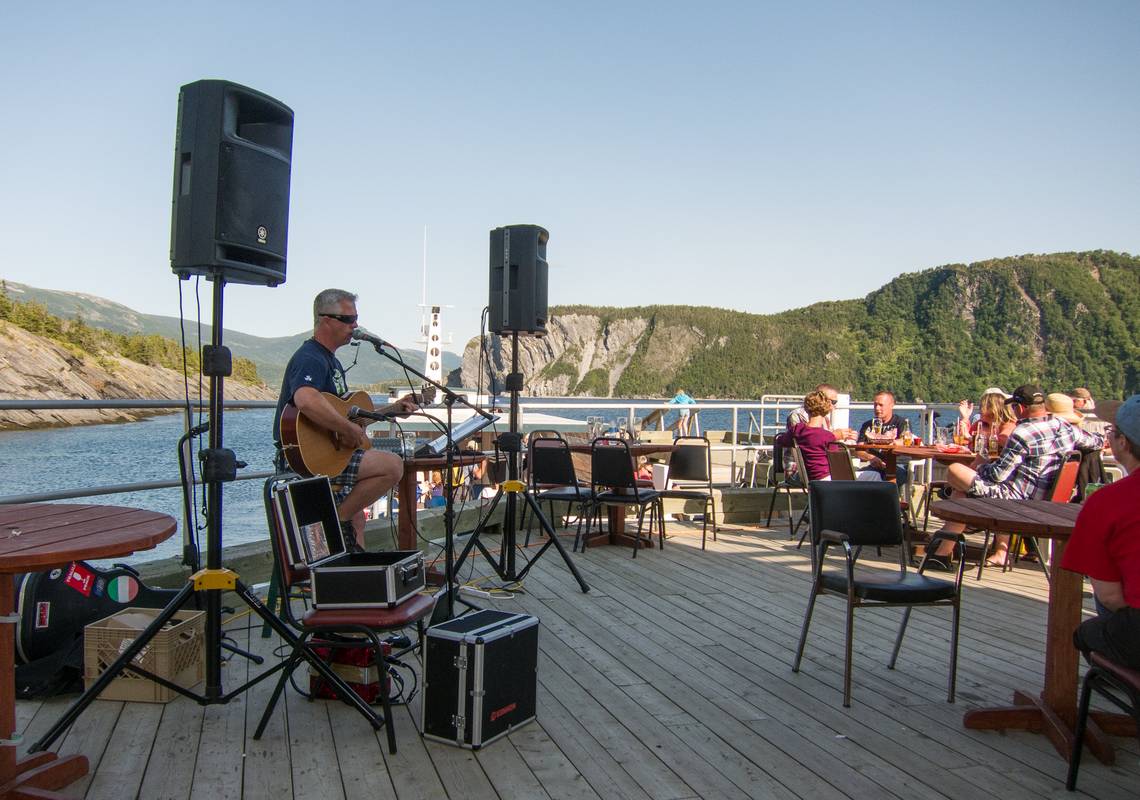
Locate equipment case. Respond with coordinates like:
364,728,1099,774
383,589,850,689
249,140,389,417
421,609,538,749
271,476,425,608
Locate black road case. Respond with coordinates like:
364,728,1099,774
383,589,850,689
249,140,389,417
270,476,425,608
421,609,538,748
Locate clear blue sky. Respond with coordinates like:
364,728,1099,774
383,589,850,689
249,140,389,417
2,1,1137,349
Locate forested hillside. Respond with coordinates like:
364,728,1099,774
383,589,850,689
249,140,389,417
463,251,1140,401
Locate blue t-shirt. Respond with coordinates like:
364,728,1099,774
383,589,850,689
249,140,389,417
273,339,348,445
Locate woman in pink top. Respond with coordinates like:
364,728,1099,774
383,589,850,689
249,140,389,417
784,390,837,481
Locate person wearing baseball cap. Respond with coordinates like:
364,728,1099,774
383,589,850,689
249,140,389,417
925,382,1105,569
1061,394,1140,669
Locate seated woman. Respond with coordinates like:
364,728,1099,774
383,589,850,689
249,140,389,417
959,389,1017,449
776,390,839,482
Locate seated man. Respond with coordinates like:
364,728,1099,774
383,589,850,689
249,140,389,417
926,384,1106,568
786,383,856,439
273,289,417,549
1061,396,1140,670
854,390,908,483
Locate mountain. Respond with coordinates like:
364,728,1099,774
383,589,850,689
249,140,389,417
0,281,462,387
460,251,1140,402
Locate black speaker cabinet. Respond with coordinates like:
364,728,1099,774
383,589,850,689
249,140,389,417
170,80,293,286
488,224,549,336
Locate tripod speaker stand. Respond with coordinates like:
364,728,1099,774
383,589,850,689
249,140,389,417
453,331,589,593
29,277,393,752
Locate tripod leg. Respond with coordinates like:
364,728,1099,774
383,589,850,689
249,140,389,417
512,491,589,592
452,486,506,577
29,580,198,752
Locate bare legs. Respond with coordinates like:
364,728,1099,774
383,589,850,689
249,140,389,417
337,450,404,547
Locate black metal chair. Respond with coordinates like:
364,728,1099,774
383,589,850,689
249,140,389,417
792,480,966,707
657,435,717,549
523,432,596,549
766,443,809,538
1067,651,1140,791
259,476,434,753
586,437,665,557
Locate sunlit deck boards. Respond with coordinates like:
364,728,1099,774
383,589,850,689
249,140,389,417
15,522,1140,799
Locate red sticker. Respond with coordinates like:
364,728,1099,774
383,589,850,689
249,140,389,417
35,601,50,629
63,562,95,597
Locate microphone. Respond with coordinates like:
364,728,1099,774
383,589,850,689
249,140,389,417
349,406,396,422
351,329,392,349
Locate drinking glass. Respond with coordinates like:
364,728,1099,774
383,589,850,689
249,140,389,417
935,427,949,446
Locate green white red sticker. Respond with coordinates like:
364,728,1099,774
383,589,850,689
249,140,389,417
107,576,139,603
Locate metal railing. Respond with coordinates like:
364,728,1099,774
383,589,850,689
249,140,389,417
1,395,953,505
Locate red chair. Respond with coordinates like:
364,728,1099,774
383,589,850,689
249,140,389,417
1004,451,1082,579
259,477,435,753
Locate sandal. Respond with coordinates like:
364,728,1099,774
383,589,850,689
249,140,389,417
984,554,1009,568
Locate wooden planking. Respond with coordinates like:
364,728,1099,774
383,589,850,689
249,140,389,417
240,625,295,800
83,701,163,800
188,617,252,800
7,519,1138,799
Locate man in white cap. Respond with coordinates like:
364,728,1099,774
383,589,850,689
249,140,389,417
1061,395,1140,669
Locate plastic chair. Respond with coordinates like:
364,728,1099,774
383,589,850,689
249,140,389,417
586,437,665,558
1067,651,1140,791
259,476,435,753
791,480,966,707
1001,451,1081,579
657,435,717,549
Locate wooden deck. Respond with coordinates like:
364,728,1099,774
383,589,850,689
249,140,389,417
15,521,1140,799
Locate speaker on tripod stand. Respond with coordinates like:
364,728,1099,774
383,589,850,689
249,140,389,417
451,225,588,592
30,80,384,755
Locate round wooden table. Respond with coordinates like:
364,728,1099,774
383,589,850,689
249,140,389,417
0,503,176,799
931,497,1135,763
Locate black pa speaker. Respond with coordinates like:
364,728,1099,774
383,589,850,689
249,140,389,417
170,80,293,286
488,224,549,336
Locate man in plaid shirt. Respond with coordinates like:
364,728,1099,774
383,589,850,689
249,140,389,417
924,383,1105,569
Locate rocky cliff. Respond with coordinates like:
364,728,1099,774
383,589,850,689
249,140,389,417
0,321,275,430
458,251,1140,401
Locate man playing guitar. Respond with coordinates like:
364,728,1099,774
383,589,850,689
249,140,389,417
272,288,417,549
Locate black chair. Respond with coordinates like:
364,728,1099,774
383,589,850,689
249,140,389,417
792,480,966,707
1067,651,1140,791
523,432,596,549
657,435,717,549
259,477,435,753
766,443,809,538
586,437,665,557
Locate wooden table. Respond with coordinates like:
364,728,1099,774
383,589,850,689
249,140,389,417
930,497,1136,763
842,441,976,483
0,503,176,799
569,442,677,549
394,453,488,550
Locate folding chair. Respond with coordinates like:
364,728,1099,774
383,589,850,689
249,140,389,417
259,476,434,753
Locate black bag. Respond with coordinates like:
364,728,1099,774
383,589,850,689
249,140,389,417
14,561,180,698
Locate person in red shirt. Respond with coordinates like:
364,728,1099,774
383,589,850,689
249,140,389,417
1060,395,1140,669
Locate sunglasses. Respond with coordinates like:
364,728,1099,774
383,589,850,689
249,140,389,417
321,313,358,325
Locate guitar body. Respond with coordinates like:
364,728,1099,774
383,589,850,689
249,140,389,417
280,390,374,478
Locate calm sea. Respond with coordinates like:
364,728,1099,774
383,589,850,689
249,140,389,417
0,399,926,564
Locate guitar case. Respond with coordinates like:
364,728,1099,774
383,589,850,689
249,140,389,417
14,561,181,698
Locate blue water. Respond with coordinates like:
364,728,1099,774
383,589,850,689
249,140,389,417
0,399,930,564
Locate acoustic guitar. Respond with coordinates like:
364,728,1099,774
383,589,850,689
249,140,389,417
279,388,435,478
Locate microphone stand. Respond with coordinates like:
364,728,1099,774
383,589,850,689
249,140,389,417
358,339,493,620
